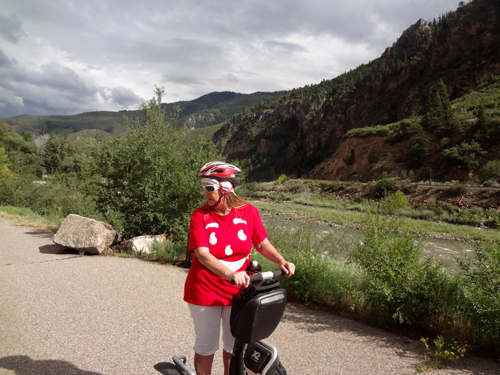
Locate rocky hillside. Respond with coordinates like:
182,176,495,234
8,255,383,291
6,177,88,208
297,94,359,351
214,0,500,182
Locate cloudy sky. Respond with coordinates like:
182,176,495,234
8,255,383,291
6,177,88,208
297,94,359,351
0,0,462,118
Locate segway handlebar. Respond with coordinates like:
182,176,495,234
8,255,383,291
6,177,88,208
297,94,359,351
231,269,283,285
249,269,283,282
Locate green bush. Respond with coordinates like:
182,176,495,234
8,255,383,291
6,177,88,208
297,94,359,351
282,179,306,193
447,183,468,197
150,240,186,263
326,181,341,192
277,174,290,184
458,239,500,341
442,141,486,171
343,148,355,165
389,190,408,210
418,201,459,216
256,217,359,303
351,215,455,325
380,190,408,214
367,151,379,164
477,160,500,183
447,209,481,226
374,172,398,198
244,181,260,192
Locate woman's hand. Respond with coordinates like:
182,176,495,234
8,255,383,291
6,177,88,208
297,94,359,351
278,259,295,277
230,271,250,287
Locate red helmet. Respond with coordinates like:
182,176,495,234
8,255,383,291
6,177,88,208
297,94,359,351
198,161,241,187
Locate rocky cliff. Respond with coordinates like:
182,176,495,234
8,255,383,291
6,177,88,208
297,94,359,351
214,0,500,182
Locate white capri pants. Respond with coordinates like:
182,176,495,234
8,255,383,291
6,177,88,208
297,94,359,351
188,303,235,356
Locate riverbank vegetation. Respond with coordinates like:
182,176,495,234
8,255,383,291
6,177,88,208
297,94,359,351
254,214,500,357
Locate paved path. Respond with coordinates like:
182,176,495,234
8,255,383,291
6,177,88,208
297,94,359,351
1,218,499,375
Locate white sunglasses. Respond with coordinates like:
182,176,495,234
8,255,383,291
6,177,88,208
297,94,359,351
201,185,218,193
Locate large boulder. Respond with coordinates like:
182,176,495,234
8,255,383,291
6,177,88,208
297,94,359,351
121,234,167,254
53,214,118,254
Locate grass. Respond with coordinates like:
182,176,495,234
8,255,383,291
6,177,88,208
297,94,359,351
0,205,60,232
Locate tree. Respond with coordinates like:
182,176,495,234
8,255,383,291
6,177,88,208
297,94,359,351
404,119,429,168
0,147,10,175
469,102,491,143
421,80,457,135
95,87,222,239
442,141,486,171
0,147,17,205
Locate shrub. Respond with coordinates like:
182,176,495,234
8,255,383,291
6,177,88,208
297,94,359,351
277,174,290,184
343,148,355,165
477,160,500,183
380,190,408,214
420,201,459,215
367,151,379,164
244,181,260,192
447,184,468,197
447,209,481,226
257,217,359,304
458,239,500,341
351,215,453,325
374,172,398,198
150,240,186,263
389,190,408,210
442,141,486,171
326,181,341,192
283,179,306,193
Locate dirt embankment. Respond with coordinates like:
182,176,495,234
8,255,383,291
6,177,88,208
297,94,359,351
325,181,500,212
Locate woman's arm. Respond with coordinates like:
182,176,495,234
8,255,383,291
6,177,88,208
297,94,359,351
256,238,295,277
194,247,250,287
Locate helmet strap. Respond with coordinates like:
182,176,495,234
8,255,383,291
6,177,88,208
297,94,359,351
208,181,233,208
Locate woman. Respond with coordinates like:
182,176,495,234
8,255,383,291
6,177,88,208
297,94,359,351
184,161,295,375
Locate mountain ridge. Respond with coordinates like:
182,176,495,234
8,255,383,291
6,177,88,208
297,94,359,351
214,0,500,182
0,91,283,139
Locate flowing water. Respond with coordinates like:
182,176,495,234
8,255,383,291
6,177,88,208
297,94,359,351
262,215,474,273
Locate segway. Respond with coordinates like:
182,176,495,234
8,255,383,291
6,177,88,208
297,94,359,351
155,269,288,375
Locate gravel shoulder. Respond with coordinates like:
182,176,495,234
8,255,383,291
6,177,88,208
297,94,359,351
1,218,499,375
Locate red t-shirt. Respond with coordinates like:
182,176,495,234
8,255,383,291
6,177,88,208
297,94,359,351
183,203,268,306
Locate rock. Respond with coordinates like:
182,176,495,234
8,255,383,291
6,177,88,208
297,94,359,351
121,234,167,254
53,214,118,254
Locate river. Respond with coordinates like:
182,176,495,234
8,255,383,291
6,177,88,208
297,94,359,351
262,215,474,273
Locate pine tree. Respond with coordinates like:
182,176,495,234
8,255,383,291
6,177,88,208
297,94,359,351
421,79,456,135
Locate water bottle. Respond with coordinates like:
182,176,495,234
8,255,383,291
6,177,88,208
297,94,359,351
246,260,262,275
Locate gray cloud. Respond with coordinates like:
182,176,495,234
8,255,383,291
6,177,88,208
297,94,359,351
0,0,461,118
224,74,239,83
99,86,144,108
0,14,26,43
0,48,14,68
